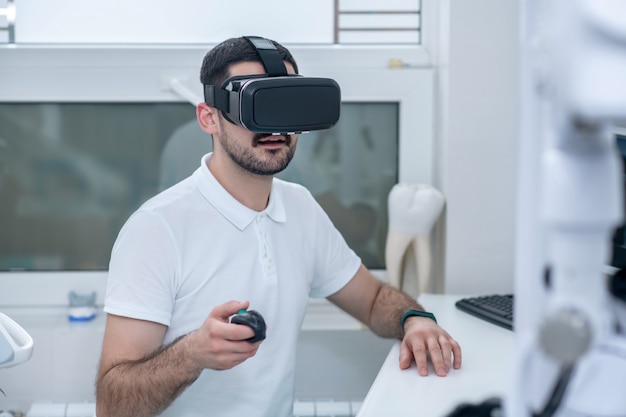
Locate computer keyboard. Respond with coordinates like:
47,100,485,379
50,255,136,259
455,294,514,330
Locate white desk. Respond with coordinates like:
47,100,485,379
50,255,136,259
357,294,514,417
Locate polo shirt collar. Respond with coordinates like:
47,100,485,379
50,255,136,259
193,153,287,230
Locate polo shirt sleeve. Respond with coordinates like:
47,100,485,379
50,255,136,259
104,210,178,326
308,200,362,299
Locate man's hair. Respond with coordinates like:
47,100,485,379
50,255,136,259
200,36,299,88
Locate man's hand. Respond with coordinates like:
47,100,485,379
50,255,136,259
187,300,263,370
96,301,264,417
399,316,462,377
326,265,463,377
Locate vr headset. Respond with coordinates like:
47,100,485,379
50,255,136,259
203,36,341,134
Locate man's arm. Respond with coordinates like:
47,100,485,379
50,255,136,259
327,264,462,377
96,300,260,417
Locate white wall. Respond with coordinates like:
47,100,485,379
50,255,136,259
439,0,521,295
0,1,523,297
0,2,523,296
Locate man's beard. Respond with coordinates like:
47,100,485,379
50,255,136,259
216,123,296,176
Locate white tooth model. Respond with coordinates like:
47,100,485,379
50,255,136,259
0,312,34,369
385,183,445,297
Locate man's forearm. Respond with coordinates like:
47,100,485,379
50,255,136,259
367,283,425,339
96,335,201,417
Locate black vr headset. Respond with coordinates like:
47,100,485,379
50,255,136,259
203,36,341,134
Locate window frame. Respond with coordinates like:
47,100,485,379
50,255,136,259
0,0,440,307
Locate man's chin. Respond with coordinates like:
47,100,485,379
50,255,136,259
256,161,291,176
237,153,288,176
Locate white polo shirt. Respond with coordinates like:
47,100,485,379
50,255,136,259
104,153,361,417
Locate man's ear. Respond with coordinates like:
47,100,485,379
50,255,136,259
197,102,219,135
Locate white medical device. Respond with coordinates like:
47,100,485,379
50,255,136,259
0,313,33,369
448,2,626,417
509,1,626,416
512,0,626,416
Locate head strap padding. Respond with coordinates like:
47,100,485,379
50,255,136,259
243,36,288,76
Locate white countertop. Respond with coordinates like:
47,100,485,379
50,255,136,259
357,293,514,417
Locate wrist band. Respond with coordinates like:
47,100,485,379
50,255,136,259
401,309,437,333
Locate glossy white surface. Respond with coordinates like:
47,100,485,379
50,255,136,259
358,293,514,417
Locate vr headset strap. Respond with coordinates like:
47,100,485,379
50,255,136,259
204,36,289,113
204,85,229,111
243,36,288,76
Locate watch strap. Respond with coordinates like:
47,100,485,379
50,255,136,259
401,309,437,333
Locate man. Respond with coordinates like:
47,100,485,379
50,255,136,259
96,36,462,417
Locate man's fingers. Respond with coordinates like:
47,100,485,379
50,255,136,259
222,338,260,354
451,338,463,369
426,337,447,376
411,343,429,376
439,336,452,373
227,322,256,342
398,343,413,370
210,300,250,321
402,336,462,377
211,345,260,370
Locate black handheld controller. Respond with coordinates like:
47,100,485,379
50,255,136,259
230,309,267,343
